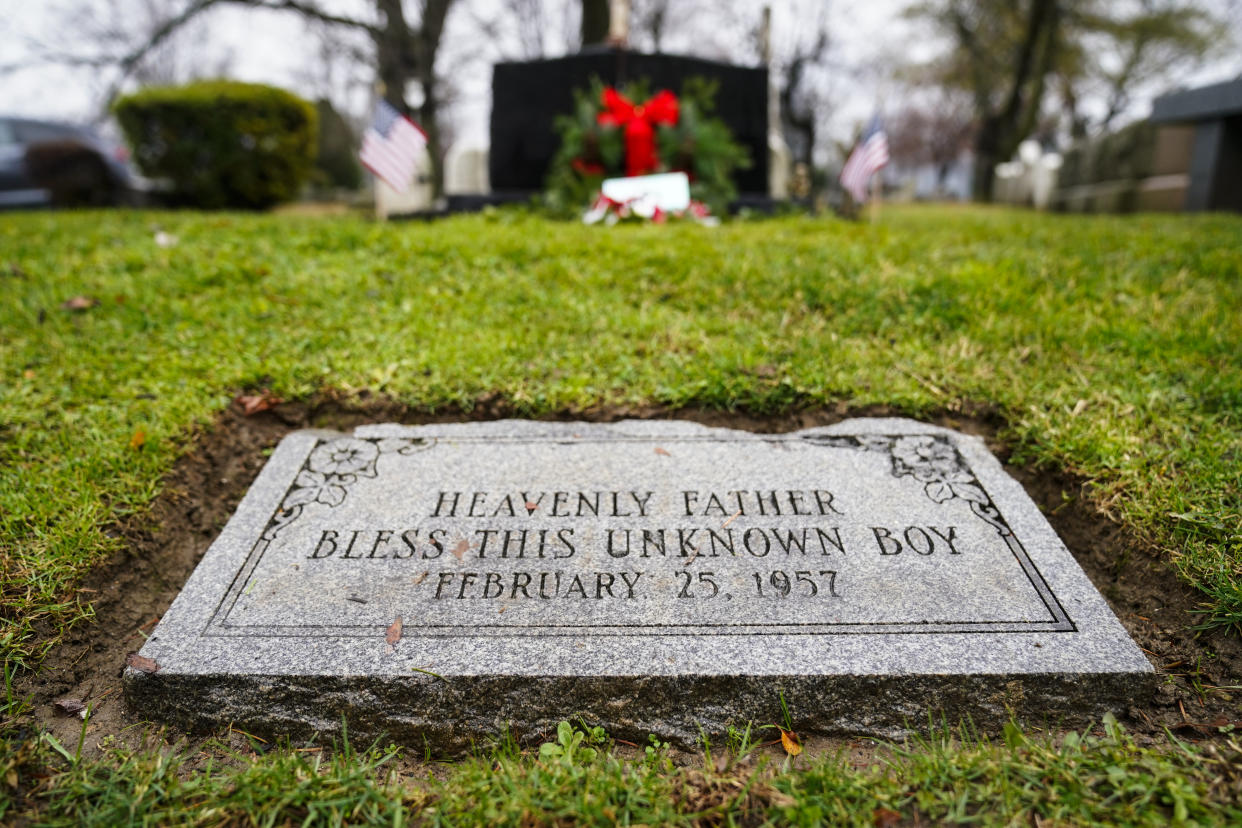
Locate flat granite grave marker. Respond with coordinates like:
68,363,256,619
126,419,1153,747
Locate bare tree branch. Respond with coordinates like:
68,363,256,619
254,0,379,33
89,0,378,105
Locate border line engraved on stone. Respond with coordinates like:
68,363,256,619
805,433,1076,635
201,431,1075,639
204,436,432,635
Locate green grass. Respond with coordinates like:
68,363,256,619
1,207,1239,667
12,717,1242,825
1,205,1240,822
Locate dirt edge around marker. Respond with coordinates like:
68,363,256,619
18,394,1242,759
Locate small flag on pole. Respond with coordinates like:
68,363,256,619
839,115,889,203
360,100,426,193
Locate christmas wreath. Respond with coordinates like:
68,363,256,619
545,77,749,219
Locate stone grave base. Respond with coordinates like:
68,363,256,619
124,418,1154,748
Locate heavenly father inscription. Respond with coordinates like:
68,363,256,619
126,419,1152,748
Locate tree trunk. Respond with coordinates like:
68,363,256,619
581,0,610,46
972,116,1000,202
373,0,452,199
374,0,414,111
968,0,1059,202
415,0,453,199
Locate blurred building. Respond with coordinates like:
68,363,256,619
1051,76,1241,214
1148,77,1242,212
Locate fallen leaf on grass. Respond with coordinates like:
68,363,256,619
779,728,802,756
872,808,902,827
654,447,671,457
236,390,284,416
129,428,146,450
60,295,99,311
53,698,86,716
385,616,403,646
1171,718,1242,735
125,653,159,674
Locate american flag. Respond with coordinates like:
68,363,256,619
360,100,426,193
839,116,890,203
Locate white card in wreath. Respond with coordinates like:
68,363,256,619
601,172,691,215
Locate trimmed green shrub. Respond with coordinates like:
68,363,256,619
114,80,317,209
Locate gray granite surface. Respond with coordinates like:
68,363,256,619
125,419,1154,749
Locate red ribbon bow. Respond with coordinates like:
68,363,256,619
597,88,680,177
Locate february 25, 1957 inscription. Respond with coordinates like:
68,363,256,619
127,418,1153,747
204,422,1068,637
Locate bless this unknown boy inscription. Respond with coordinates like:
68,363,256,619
128,419,1152,746
205,423,1072,638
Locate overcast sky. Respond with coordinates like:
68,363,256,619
2,0,1239,153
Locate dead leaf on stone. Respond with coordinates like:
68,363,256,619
125,652,159,674
129,428,146,450
779,728,802,757
60,295,99,311
1171,718,1242,735
54,698,86,716
451,539,470,561
236,390,284,416
385,616,403,646
654,447,671,457
872,807,902,827
413,571,428,585
524,500,539,512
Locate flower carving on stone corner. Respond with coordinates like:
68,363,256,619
307,437,381,477
282,470,350,509
279,438,381,512
890,435,990,506
277,436,427,516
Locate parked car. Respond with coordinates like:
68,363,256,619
0,116,147,208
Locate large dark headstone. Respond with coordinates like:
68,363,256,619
490,49,768,196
